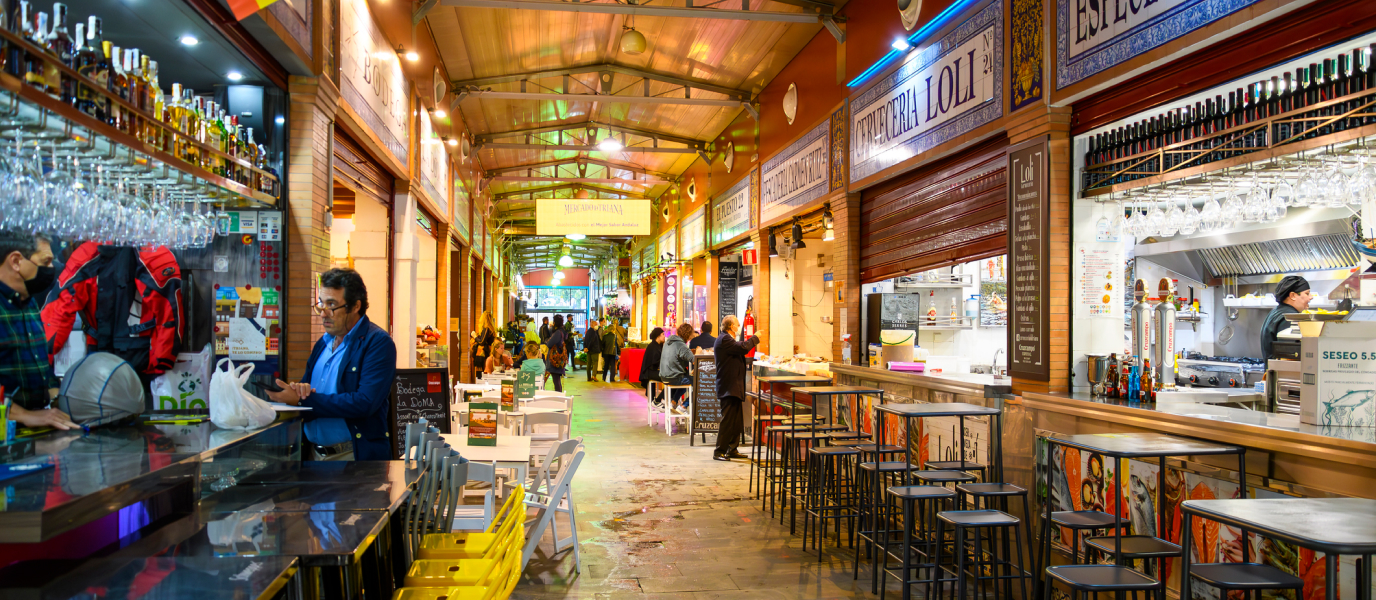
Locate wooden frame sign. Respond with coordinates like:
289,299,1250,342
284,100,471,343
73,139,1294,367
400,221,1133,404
1007,136,1050,381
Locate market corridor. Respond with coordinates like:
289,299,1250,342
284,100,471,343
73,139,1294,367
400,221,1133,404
517,377,892,599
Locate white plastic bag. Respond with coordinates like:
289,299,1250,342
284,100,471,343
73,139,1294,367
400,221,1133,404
151,344,214,411
53,314,87,378
209,358,277,430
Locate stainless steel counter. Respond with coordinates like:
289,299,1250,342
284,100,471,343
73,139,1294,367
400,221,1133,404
829,363,1013,399
0,416,302,543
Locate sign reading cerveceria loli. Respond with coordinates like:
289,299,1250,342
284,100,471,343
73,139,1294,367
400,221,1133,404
536,199,651,235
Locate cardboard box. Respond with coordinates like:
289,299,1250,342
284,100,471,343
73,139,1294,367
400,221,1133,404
1299,321,1376,427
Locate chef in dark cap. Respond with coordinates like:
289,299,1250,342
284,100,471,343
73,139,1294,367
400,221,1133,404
1260,275,1312,358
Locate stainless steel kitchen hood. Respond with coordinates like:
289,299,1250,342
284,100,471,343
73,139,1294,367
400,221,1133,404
1133,208,1360,281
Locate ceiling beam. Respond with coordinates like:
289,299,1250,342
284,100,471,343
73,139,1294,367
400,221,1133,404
481,142,701,154
484,156,674,180
494,182,651,200
491,176,665,185
476,121,704,150
439,0,829,23
457,90,744,108
452,64,748,102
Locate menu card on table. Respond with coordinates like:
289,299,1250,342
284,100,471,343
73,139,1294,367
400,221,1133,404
516,372,537,402
468,402,498,446
500,382,516,412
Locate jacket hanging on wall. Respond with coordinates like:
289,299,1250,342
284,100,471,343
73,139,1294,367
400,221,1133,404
42,243,185,375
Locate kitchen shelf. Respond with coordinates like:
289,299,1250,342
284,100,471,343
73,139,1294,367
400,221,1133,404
921,325,975,330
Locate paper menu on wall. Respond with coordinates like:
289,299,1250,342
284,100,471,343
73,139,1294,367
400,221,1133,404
227,318,268,361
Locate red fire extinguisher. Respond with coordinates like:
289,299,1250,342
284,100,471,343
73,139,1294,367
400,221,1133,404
742,296,756,357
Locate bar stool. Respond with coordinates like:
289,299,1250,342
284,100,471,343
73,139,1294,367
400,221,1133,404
881,485,957,600
782,429,835,532
749,375,830,499
934,509,1034,600
802,444,863,558
763,422,844,516
662,382,692,435
644,380,665,427
854,459,922,593
788,387,885,541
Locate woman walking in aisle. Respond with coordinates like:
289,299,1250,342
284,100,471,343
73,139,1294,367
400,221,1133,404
544,314,570,392
472,311,497,382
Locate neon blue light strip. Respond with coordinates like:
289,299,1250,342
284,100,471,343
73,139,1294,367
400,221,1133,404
846,0,984,88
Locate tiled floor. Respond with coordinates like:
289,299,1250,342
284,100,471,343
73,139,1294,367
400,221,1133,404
516,373,901,599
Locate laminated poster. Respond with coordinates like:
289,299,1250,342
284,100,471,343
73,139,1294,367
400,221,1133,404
468,402,498,446
227,318,268,361
501,382,516,412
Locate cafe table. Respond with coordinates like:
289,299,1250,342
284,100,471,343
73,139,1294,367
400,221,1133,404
1182,498,1376,600
441,433,535,495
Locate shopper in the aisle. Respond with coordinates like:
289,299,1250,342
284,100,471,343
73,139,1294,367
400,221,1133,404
564,313,578,372
583,319,602,381
268,268,397,461
713,315,761,461
545,314,569,392
689,321,715,352
472,311,497,382
660,323,696,413
601,319,621,382
539,317,551,343
640,327,666,401
0,230,75,431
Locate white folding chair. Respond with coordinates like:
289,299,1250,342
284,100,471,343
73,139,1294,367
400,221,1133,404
506,437,581,497
533,390,568,399
526,397,571,411
523,446,585,572
452,461,500,531
663,382,693,435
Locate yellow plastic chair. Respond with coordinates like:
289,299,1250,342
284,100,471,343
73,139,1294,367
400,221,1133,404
419,486,524,561
395,508,526,600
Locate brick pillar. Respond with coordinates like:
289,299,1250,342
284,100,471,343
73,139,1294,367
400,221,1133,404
1008,105,1073,394
434,222,450,341
831,192,862,364
706,251,719,329
453,247,472,383
284,76,340,379
751,230,770,354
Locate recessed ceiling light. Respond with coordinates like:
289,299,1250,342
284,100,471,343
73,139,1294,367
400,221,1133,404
226,71,243,81
405,51,419,62
597,138,624,152
433,108,446,118
891,38,911,51
446,137,458,147
179,35,199,46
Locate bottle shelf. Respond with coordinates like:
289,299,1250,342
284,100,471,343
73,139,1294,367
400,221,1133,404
1081,88,1376,197
0,28,278,202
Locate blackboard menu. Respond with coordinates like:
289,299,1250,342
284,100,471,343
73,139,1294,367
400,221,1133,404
389,367,452,458
690,355,721,443
1008,138,1050,381
718,261,739,323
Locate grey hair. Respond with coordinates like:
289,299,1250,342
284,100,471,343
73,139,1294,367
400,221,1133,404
722,315,740,334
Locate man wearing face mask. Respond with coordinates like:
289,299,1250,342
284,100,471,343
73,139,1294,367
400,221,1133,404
0,230,76,430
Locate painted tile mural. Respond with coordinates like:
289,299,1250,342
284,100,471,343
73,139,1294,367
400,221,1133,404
1036,436,1371,600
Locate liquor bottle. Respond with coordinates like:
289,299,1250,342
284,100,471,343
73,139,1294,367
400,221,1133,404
108,44,125,102
1142,359,1153,402
79,17,107,121
1118,364,1130,399
22,7,47,90
4,2,22,78
926,291,937,325
1106,353,1120,398
1367,44,1376,125
45,3,72,102
1350,49,1366,131
1128,362,1140,401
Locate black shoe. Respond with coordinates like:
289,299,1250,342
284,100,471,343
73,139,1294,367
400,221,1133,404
724,450,748,459
712,452,731,461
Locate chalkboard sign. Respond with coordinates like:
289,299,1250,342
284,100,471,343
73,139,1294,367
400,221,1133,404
718,261,739,324
1008,137,1050,381
389,367,452,458
690,355,720,446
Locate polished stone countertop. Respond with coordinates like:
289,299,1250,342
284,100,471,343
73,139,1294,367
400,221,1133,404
0,555,299,599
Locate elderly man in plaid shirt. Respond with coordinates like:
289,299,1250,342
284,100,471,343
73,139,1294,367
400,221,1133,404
0,231,76,430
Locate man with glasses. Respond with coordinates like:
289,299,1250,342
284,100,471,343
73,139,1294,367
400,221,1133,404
267,268,397,460
0,230,75,430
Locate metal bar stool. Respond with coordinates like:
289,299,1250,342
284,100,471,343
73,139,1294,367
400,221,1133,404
789,387,885,544
750,375,830,500
934,508,1033,600
856,459,923,594
803,443,863,559
764,422,846,517
881,485,958,600
1041,433,1245,600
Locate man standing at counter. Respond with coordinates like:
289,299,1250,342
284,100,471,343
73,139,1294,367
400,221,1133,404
267,268,397,461
713,315,762,462
1261,275,1312,359
0,231,75,430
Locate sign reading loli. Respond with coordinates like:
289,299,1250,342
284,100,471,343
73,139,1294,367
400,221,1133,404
761,121,830,225
851,0,1003,185
536,199,651,235
711,170,756,247
339,0,409,165
1057,0,1261,89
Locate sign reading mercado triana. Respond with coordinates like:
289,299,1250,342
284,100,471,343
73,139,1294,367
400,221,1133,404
536,199,651,236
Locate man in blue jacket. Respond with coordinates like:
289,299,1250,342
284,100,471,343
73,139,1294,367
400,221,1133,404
267,268,397,461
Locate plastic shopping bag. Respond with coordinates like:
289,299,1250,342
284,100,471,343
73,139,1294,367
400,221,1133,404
151,344,214,411
209,358,277,430
53,314,87,378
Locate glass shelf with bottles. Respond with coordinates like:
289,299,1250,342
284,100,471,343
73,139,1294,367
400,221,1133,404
0,7,279,203
1082,43,1376,197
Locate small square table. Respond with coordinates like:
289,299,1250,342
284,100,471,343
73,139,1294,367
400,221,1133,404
874,402,1002,484
1181,498,1376,600
440,433,534,493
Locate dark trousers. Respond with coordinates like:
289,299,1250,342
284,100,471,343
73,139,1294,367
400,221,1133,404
586,353,599,380
602,355,617,381
666,375,691,405
715,396,744,454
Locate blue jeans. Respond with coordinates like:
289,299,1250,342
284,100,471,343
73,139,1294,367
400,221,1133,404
666,375,691,406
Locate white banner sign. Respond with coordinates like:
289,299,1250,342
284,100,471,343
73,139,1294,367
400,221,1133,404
535,199,651,235
711,171,754,247
659,228,678,261
419,111,449,215
339,0,409,165
680,205,707,258
850,0,1002,183
761,121,830,225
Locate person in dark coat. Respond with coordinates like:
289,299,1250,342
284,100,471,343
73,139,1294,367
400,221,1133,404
545,314,569,392
583,320,603,381
539,317,551,344
600,319,621,382
689,321,716,352
640,327,665,390
713,315,761,461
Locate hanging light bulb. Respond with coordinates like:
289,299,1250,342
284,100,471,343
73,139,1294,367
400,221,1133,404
559,254,574,267
768,229,780,257
553,271,566,280
791,220,807,250
822,210,835,241
620,26,647,55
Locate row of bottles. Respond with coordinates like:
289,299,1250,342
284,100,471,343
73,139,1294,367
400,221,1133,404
1104,353,1158,402
0,2,277,196
1084,44,1376,189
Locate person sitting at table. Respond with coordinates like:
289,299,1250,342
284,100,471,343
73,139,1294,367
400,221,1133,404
689,321,715,353
640,327,666,402
485,339,514,374
520,343,546,383
267,268,397,461
660,323,696,414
